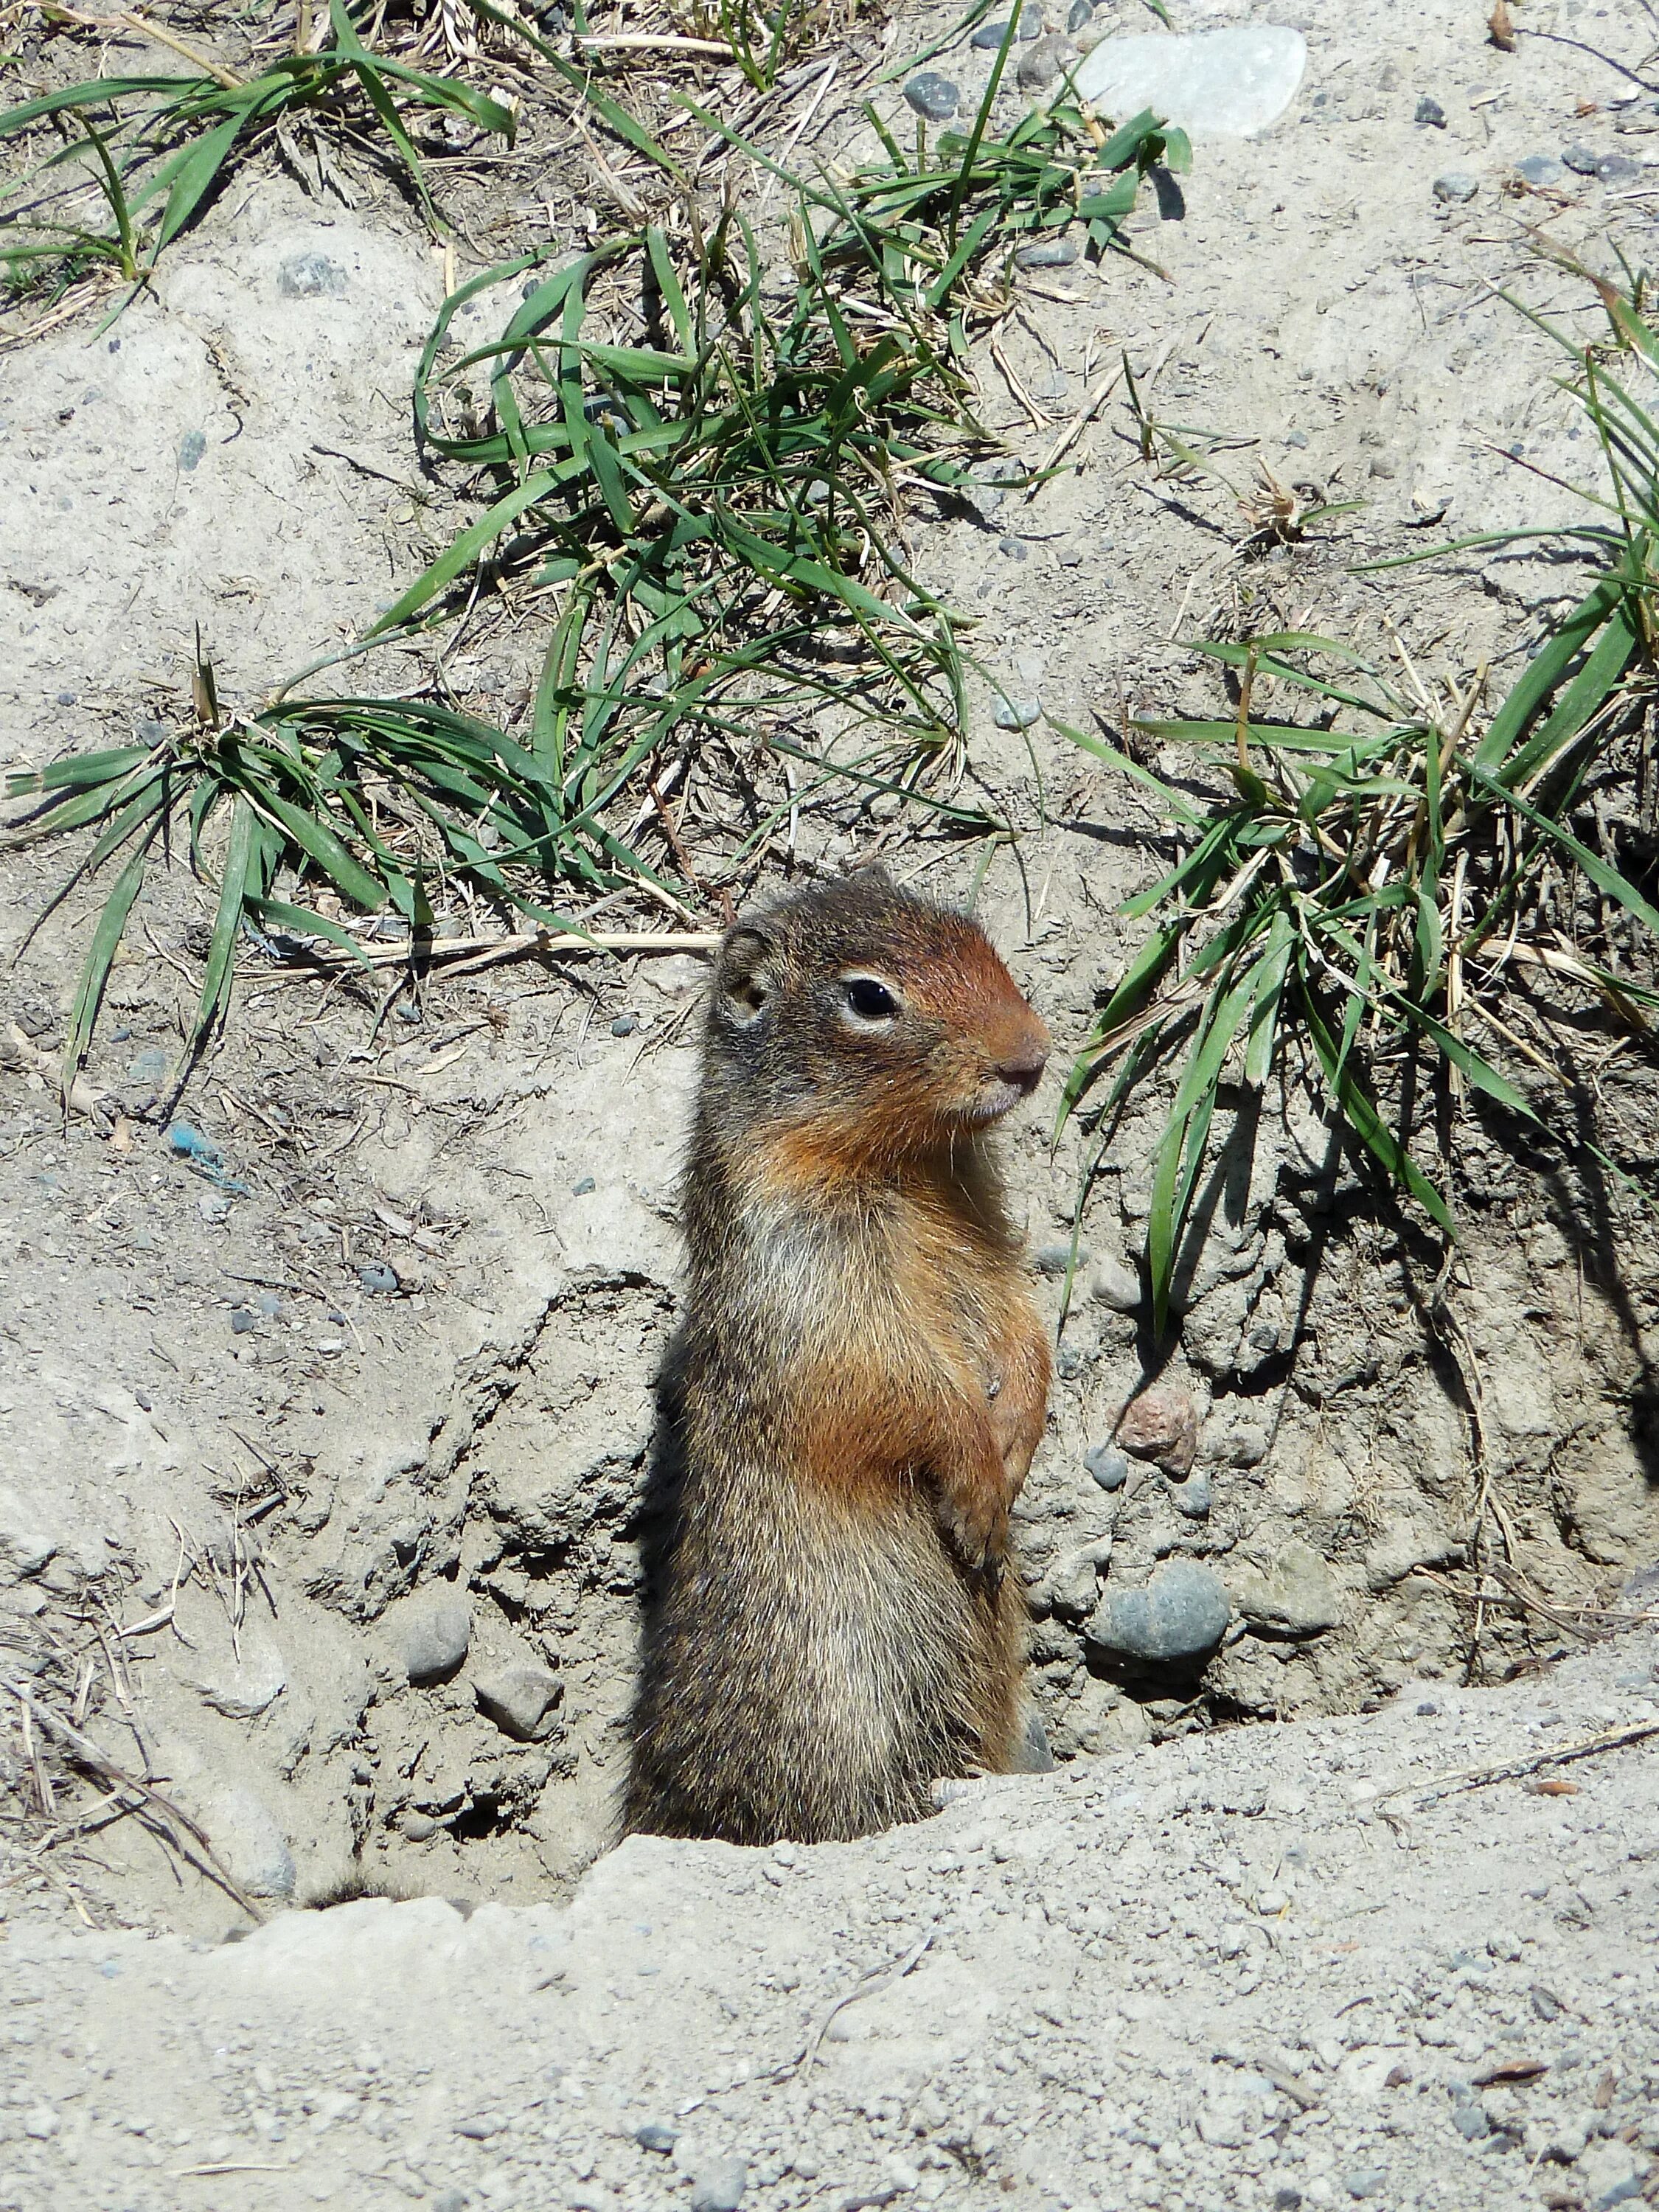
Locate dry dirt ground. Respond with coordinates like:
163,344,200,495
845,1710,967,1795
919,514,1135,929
2,0,1659,2202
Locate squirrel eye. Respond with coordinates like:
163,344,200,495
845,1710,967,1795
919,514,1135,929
842,975,900,1022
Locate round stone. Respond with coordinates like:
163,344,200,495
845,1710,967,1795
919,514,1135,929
1516,153,1564,186
903,72,960,122
1015,232,1082,269
399,1594,471,1686
1432,173,1478,203
994,695,1042,729
1084,1562,1232,1666
1085,1444,1129,1491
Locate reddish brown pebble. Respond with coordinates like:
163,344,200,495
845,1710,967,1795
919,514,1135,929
1117,1385,1200,1476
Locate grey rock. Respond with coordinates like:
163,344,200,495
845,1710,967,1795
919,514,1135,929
1090,1256,1141,1312
1415,96,1446,126
571,1175,597,1195
903,72,960,122
1597,152,1643,186
1033,1239,1076,1277
1517,153,1565,185
1363,1518,1459,1591
1432,173,1479,203
1582,2142,1648,2210
0,1486,57,1584
994,695,1043,729
1084,1562,1231,1666
183,1628,288,1720
1018,33,1080,92
1230,1540,1342,1635
230,1307,255,1334
1452,2102,1488,2140
610,1012,638,1036
689,2155,748,2212
1562,142,1602,175
1074,26,1307,138
256,1290,283,1318
178,429,206,471
1085,1444,1129,1492
22,2106,58,2140
121,1035,167,1079
1343,2173,1387,2201
1167,1468,1211,1520
1067,0,1093,28
202,1787,296,1899
998,535,1029,560
279,252,349,297
398,1593,472,1685
474,1661,562,1742
1009,1705,1055,1773
1015,232,1082,269
636,2122,679,2153
431,2194,468,2212
358,1261,400,1295
972,8,1041,46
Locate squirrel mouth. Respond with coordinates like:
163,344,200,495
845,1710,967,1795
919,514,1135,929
963,1078,1027,1125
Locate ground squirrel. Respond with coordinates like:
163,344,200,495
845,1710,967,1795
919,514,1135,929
622,870,1052,1846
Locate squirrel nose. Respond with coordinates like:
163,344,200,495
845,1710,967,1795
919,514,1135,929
996,1037,1049,1097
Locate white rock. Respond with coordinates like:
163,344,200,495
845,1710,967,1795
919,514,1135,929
1072,27,1307,139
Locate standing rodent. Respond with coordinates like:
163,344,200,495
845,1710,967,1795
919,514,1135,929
622,869,1052,1846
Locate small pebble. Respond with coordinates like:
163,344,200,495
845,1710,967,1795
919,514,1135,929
1084,1444,1129,1491
230,1307,255,1335
998,535,1028,561
1343,2174,1387,2202
1452,2103,1489,2139
1167,1468,1212,1520
1414,95,1447,127
126,1047,170,1085
1085,1560,1231,1666
903,72,960,122
636,2122,678,2154
571,1175,597,1196
1066,0,1093,27
1015,232,1082,268
689,2156,748,2212
279,251,349,297
474,1661,562,1742
23,2107,58,2140
1516,153,1565,186
178,429,206,471
431,2194,467,2212
1432,173,1478,203
402,1812,439,1841
358,1262,400,1295
1090,1257,1140,1312
1596,151,1643,185
971,7,1041,46
1057,548,1082,568
1284,428,1309,448
1017,32,1079,91
255,1290,284,1320
400,1594,471,1686
611,1013,638,1037
994,696,1042,729
1033,1240,1076,1278
55,689,77,706
1562,142,1602,175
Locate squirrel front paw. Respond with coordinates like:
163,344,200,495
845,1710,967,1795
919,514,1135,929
933,1486,1009,1579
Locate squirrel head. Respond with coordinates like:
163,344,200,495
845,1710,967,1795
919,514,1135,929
699,871,1049,1167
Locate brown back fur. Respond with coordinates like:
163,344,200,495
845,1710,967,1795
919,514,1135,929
622,872,1051,1845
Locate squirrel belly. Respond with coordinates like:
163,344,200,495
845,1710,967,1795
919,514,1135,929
621,871,1052,1848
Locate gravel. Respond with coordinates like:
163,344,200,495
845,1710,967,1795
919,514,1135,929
1,1632,1651,2212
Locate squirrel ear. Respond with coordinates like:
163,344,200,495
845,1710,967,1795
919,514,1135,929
718,922,776,1025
